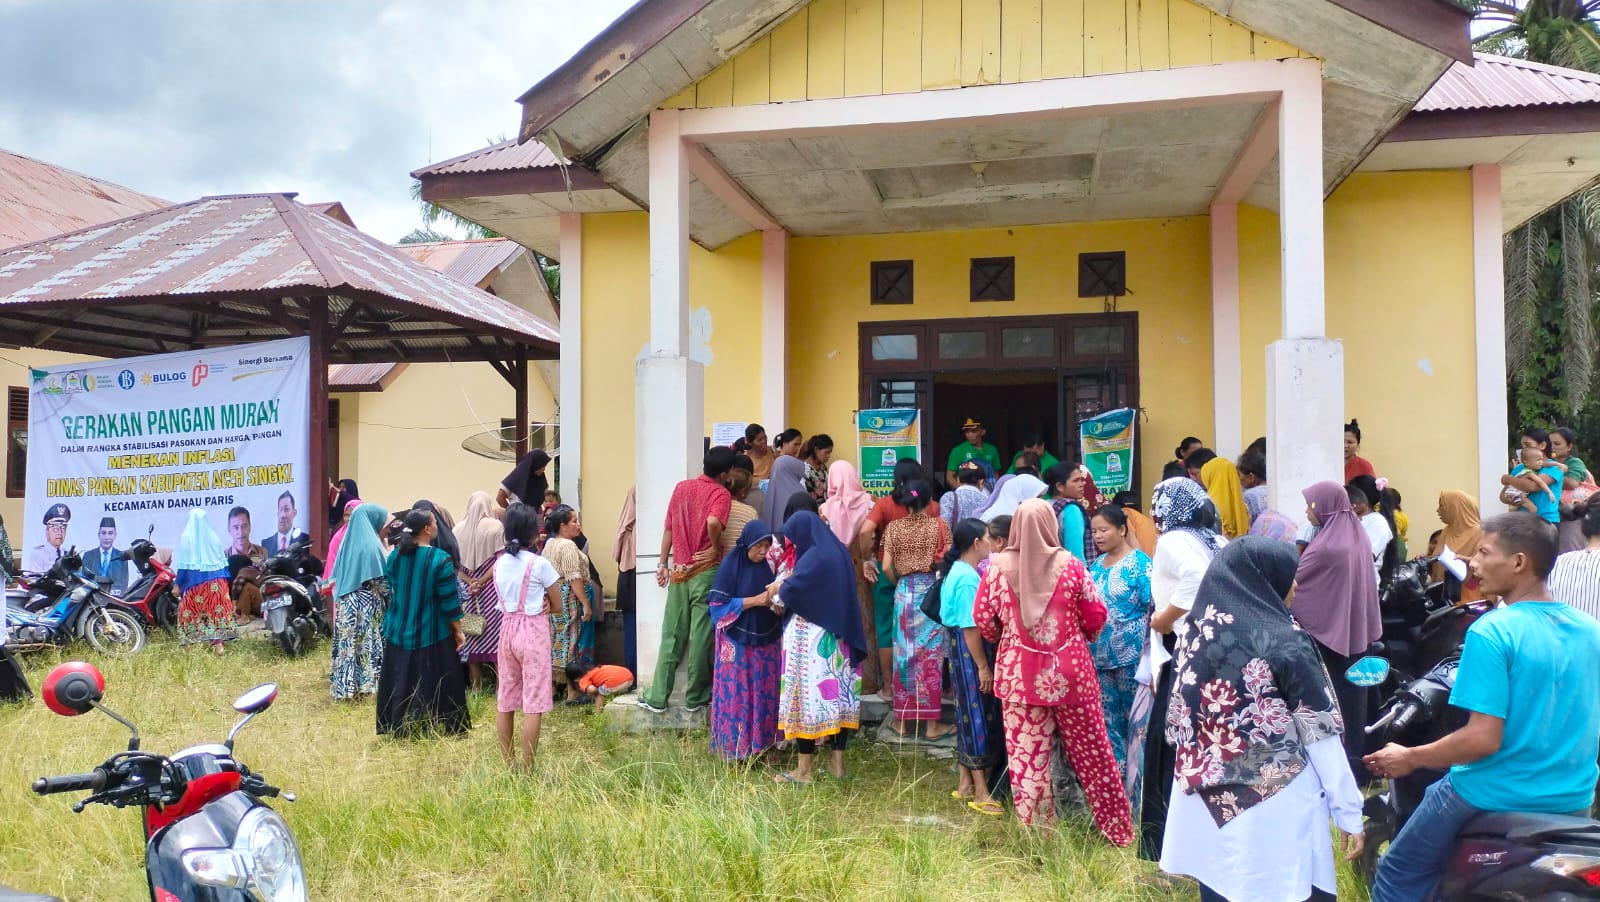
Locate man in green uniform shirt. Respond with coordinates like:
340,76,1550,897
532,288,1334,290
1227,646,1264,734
1005,430,1059,475
945,418,1003,488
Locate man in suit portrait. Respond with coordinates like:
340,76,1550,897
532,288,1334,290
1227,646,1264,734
262,491,306,556
82,516,130,595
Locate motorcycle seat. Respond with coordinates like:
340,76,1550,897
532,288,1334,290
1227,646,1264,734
0,886,64,902
1464,811,1600,843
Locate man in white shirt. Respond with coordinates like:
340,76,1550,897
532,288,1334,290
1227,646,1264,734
23,504,71,574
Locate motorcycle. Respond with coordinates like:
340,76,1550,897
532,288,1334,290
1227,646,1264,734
113,528,180,634
1349,655,1600,897
258,537,327,658
5,549,146,656
1377,555,1488,685
30,661,307,902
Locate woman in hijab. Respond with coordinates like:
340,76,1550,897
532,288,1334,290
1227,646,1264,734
499,448,551,509
974,499,1132,842
412,499,461,571
774,511,869,784
459,491,507,691
327,478,359,528
0,524,30,699
176,509,237,655
1141,477,1228,860
981,473,1048,523
709,520,783,761
0,512,13,578
1160,538,1362,902
763,455,808,527
818,460,881,695
1294,481,1382,766
1431,490,1484,603
1200,457,1251,540
331,503,391,701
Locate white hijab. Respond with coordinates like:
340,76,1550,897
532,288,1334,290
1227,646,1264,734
981,475,1048,523
176,508,228,572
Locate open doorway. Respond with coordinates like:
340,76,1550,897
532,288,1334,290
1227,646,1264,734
932,371,1057,478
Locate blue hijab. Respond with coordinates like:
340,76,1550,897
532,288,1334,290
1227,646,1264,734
330,503,390,596
709,520,782,646
779,511,868,666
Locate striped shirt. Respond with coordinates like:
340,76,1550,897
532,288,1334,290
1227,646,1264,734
720,500,760,556
1551,548,1600,621
382,545,463,650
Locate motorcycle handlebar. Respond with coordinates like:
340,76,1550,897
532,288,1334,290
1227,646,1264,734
32,769,108,796
1390,701,1421,734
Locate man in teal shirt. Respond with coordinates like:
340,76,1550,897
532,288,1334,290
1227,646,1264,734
1366,512,1600,901
945,418,1002,488
1005,431,1059,475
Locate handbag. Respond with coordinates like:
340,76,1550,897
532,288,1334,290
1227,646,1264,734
458,578,486,638
920,573,947,626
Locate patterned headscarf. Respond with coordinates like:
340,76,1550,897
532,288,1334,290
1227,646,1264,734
1168,537,1344,827
1150,477,1226,554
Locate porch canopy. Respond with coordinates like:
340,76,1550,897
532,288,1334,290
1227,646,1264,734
0,192,560,549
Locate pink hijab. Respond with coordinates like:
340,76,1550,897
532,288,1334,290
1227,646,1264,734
325,498,363,584
1294,481,1381,656
818,460,873,545
990,499,1071,631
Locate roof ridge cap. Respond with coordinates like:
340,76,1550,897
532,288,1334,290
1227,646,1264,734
270,194,349,290
1475,52,1600,83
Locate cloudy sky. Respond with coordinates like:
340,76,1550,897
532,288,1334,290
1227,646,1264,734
0,0,634,242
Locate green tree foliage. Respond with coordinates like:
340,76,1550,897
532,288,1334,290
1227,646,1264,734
1471,1,1600,462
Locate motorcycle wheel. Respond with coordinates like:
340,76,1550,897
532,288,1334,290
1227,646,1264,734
276,625,302,657
154,590,179,634
84,608,146,656
1359,822,1390,886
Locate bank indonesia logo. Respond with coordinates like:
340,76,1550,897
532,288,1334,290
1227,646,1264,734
118,369,135,390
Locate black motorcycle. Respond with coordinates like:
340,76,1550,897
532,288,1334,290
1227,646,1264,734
1351,655,1600,896
258,537,328,657
29,661,306,902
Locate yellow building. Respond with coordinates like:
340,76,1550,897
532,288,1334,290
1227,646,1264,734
0,151,556,556
416,0,1600,690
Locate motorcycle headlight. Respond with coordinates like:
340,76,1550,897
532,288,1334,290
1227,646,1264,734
180,807,306,902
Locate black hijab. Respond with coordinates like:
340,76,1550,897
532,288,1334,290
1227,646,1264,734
412,499,461,570
1167,536,1344,827
782,491,818,523
778,512,868,666
502,449,551,505
329,478,359,528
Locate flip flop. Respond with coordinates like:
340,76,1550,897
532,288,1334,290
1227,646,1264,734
968,800,1004,817
950,790,972,800
773,772,812,786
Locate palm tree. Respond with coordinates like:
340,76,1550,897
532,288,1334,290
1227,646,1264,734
1471,2,1600,421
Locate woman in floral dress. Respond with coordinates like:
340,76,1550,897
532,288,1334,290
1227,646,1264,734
542,505,594,704
175,509,237,655
774,511,868,784
330,503,390,700
880,478,951,740
1087,504,1155,805
975,499,1132,842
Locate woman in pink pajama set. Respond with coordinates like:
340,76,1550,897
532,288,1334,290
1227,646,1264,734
975,498,1134,844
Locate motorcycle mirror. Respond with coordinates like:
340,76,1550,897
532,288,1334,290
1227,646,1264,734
1345,656,1391,687
232,683,278,715
41,661,105,716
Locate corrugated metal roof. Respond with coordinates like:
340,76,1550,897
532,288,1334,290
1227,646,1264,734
0,148,169,250
1417,53,1600,112
394,238,521,289
329,361,404,390
412,140,564,177
0,193,558,360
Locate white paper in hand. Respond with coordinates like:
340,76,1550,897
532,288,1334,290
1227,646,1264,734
1437,545,1469,581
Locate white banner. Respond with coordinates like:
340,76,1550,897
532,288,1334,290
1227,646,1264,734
22,338,311,573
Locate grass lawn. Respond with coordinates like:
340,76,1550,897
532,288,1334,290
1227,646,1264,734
0,638,1369,900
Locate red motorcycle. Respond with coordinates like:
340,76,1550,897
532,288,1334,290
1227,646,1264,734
113,532,179,634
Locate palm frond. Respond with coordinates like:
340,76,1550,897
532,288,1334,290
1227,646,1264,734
1561,199,1598,407
1505,221,1549,365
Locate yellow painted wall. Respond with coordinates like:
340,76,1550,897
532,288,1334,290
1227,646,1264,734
578,214,766,586
1,350,93,551
661,0,1306,108
335,363,556,521
1235,170,1478,548
787,218,1215,498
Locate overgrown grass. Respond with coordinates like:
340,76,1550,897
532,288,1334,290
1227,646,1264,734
0,640,1362,900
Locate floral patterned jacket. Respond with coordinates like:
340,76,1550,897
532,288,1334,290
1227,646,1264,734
976,559,1107,708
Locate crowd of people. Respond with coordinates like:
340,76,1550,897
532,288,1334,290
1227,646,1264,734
5,413,1600,901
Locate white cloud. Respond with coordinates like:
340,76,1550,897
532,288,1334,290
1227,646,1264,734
0,0,635,242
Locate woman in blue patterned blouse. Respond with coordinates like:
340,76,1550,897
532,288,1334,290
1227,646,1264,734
1087,503,1155,809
